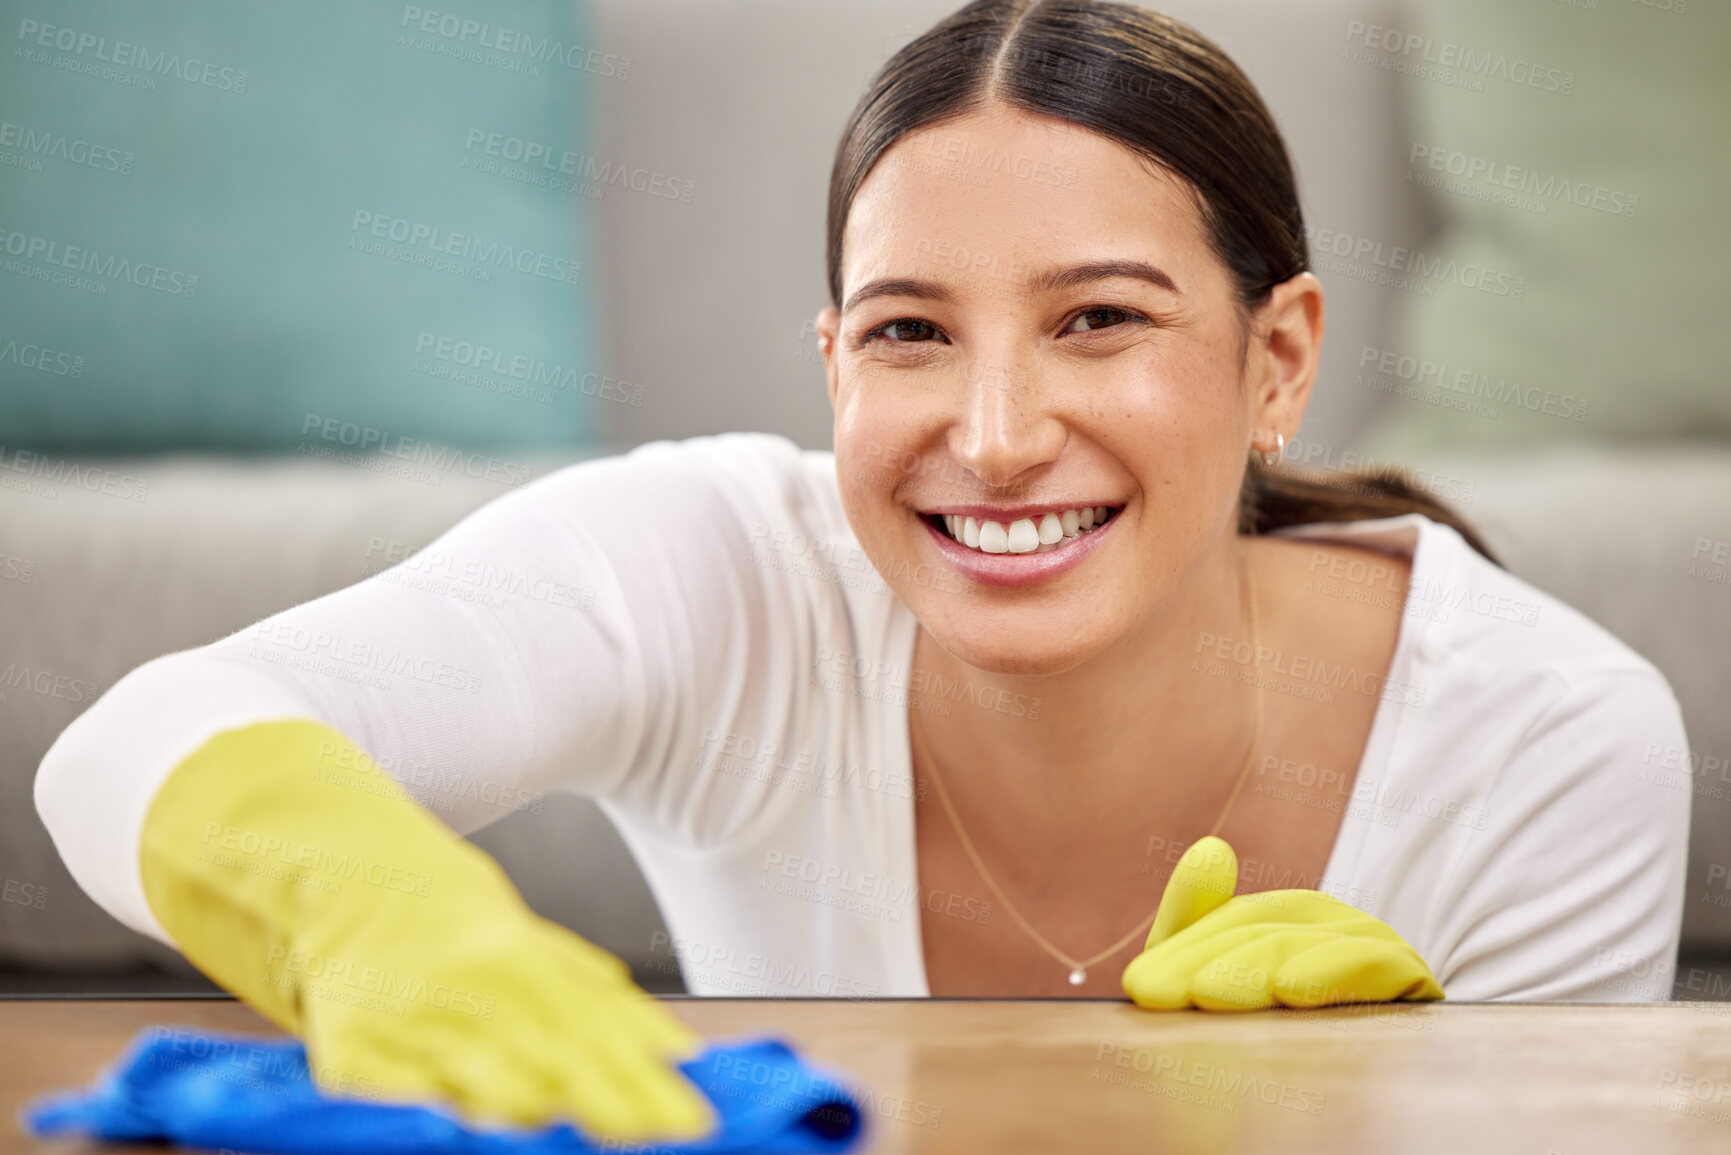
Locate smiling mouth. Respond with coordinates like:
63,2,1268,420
924,505,1120,555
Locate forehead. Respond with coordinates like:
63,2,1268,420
840,104,1216,304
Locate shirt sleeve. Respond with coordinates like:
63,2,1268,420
1423,666,1692,1001
34,432,833,946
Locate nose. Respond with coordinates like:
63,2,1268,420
946,353,1066,491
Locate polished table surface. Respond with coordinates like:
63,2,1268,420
7,997,1731,1153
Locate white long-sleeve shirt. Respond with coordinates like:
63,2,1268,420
34,432,1691,1001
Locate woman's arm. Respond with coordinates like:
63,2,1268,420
34,431,826,944
32,431,835,1135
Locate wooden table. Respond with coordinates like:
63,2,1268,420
8,997,1731,1153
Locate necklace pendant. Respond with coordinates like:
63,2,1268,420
1068,966,1086,985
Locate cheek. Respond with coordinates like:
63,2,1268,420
834,382,941,505
839,426,903,492
834,438,909,544
1090,346,1242,460
834,375,897,462
1085,348,1247,536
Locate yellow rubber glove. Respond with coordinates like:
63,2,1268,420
1120,836,1444,1011
139,718,718,1143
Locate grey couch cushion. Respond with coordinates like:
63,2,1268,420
0,451,672,977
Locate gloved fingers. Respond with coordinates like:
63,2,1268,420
536,926,708,1061
1143,836,1239,951
1272,936,1445,1008
1137,914,1320,981
433,1039,567,1129
1123,922,1274,1009
390,987,708,1140
1167,888,1365,937
467,924,690,1059
1184,930,1348,1012
538,1033,711,1144
589,984,706,1062
398,946,708,1136
307,1034,444,1108
1146,887,1368,966
560,1034,719,1144
1123,910,1376,1010
376,996,582,1126
1215,887,1361,925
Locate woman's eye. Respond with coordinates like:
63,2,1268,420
1066,307,1138,333
870,319,943,344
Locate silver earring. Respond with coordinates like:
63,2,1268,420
1257,432,1284,468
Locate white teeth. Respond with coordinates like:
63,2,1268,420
938,506,1117,555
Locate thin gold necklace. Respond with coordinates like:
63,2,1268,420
914,547,1263,987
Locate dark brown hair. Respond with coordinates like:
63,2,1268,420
825,0,1498,564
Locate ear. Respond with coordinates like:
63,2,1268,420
1245,272,1324,450
816,306,841,411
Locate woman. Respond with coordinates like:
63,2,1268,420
35,0,1688,1145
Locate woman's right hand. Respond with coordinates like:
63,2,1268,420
139,718,717,1145
296,906,718,1142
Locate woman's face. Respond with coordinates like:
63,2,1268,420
817,103,1320,677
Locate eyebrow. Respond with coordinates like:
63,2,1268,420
841,258,1181,314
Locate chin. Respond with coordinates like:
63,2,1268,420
911,596,1116,679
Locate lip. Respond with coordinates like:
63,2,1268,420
921,508,1119,588
923,502,1117,522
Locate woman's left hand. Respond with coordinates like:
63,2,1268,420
1121,836,1445,1011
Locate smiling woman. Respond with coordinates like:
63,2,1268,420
805,0,1683,1004
32,0,1690,1147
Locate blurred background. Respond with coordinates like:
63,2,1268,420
2,0,1728,997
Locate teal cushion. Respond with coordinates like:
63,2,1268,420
0,0,604,452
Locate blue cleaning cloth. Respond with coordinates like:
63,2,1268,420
22,1026,866,1154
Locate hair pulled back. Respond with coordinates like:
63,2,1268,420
826,0,1496,561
